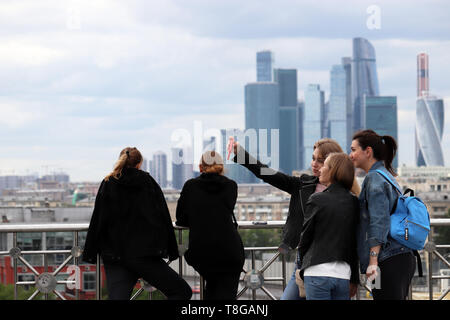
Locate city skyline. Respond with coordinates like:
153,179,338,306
0,1,449,182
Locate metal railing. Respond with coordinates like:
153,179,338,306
0,219,449,300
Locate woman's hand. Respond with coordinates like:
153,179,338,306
233,141,240,155
366,263,379,282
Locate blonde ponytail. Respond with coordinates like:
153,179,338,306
105,147,143,181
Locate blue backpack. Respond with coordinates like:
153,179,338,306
376,170,431,251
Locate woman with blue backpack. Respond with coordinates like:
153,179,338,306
350,130,417,300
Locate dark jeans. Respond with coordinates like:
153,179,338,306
203,272,241,300
372,252,416,300
103,256,192,300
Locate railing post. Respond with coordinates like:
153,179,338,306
251,250,256,300
281,251,286,291
178,229,183,278
96,253,101,300
74,231,80,300
13,232,17,300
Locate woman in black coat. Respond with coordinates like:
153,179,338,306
82,147,192,300
176,151,245,300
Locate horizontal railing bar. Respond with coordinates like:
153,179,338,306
431,275,450,280
244,247,279,251
16,281,36,285
262,277,284,281
19,250,71,255
0,219,448,233
0,221,288,233
0,223,90,233
1,218,449,233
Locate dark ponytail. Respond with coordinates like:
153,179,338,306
352,130,398,176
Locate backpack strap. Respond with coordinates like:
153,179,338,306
375,169,402,195
413,250,423,277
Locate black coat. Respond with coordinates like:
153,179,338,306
298,183,360,284
232,146,318,250
82,168,179,264
175,173,245,275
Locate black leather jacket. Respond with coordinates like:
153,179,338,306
298,183,360,284
233,146,318,250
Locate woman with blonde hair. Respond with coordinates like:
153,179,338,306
231,138,359,299
298,153,360,299
176,151,245,300
83,147,192,300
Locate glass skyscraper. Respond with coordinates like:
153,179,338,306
328,64,348,152
152,151,167,188
415,96,445,166
257,51,274,82
364,96,398,169
274,68,298,175
352,38,380,134
303,84,324,170
342,57,353,152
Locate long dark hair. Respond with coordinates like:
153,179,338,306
352,130,397,176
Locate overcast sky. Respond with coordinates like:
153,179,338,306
0,0,449,182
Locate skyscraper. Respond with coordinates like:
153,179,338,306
364,96,398,169
171,147,194,190
274,68,298,175
342,57,353,152
297,101,305,170
417,53,429,97
303,84,324,169
141,157,148,173
257,51,274,82
415,53,445,167
328,64,348,151
351,38,380,134
245,82,280,169
152,151,167,188
415,96,445,166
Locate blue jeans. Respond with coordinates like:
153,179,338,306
304,276,350,300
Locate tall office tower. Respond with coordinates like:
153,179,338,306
245,82,280,168
351,38,380,134
328,64,348,151
171,147,195,190
297,101,305,170
364,96,399,169
257,51,274,82
152,151,167,188
303,84,325,169
274,68,298,175
322,101,330,138
172,148,186,190
342,57,353,152
148,160,154,177
141,157,148,172
220,129,256,184
417,53,429,97
415,95,445,166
